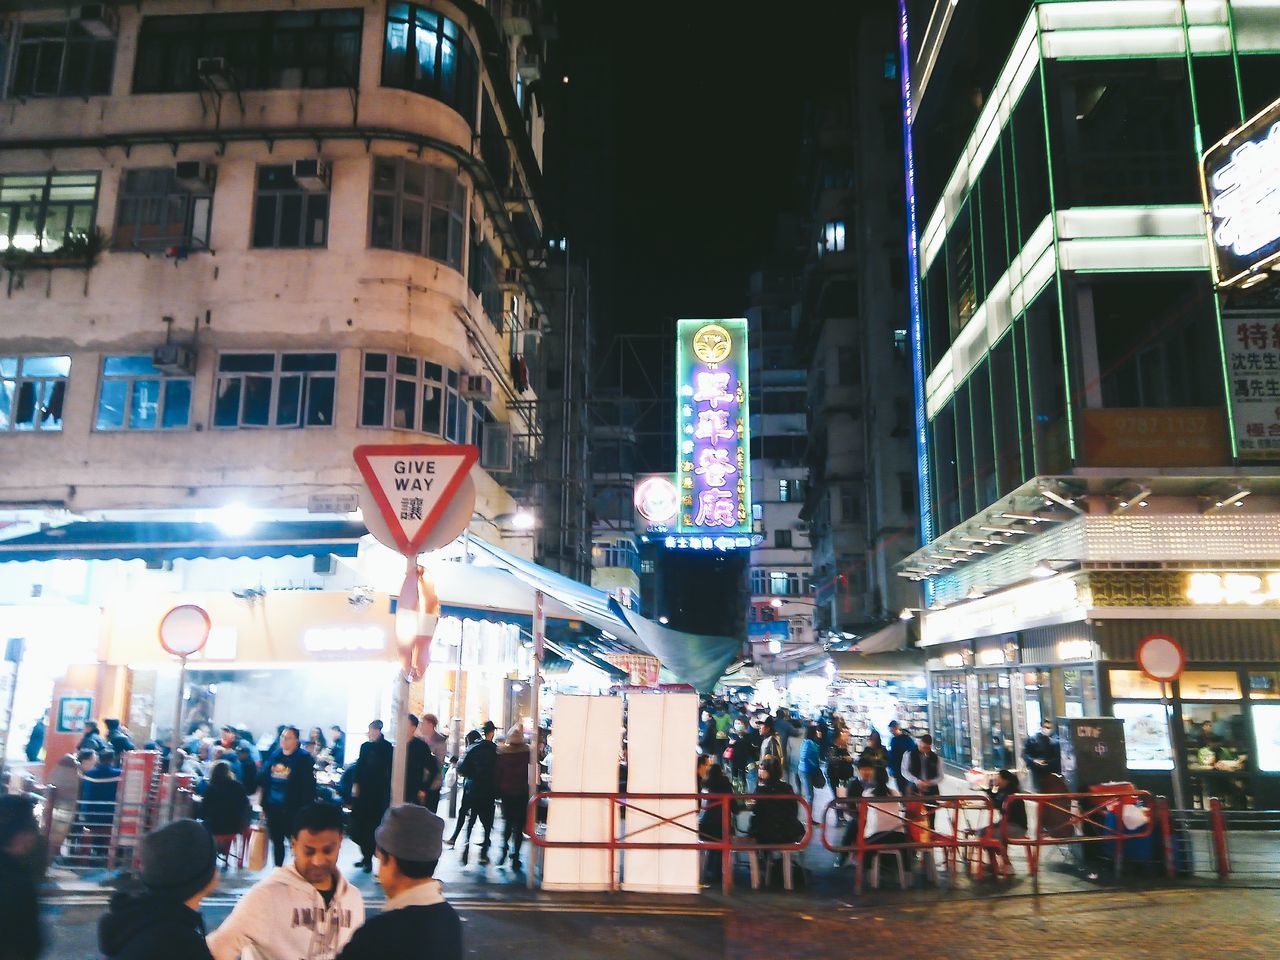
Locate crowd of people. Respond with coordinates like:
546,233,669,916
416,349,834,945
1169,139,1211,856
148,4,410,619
696,697,1054,883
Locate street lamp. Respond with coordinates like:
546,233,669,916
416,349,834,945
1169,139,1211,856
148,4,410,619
510,507,538,531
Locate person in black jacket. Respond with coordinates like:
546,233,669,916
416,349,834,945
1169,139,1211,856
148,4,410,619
260,726,316,867
199,760,252,845
748,758,804,846
338,806,461,960
980,769,1028,878
98,819,219,960
0,796,43,960
104,719,135,757
403,715,439,806
351,720,394,871
1022,720,1062,791
77,720,107,754
456,721,499,865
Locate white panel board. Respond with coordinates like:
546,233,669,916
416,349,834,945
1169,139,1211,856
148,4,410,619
541,694,623,891
620,692,700,893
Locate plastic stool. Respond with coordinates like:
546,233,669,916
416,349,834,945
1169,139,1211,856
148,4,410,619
870,850,908,890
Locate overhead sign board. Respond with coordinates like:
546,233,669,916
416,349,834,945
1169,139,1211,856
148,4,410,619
634,474,679,534
675,318,752,540
1202,95,1280,288
353,444,478,555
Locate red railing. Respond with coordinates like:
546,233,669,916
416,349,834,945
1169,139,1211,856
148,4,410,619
525,791,813,894
1001,790,1156,877
819,794,997,894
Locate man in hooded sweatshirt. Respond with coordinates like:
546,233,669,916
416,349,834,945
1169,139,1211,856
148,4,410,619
207,802,363,960
98,818,219,960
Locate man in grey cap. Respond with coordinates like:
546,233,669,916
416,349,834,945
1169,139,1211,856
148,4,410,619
98,819,219,959
336,806,461,960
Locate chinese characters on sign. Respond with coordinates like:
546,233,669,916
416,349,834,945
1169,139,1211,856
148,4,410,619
1224,317,1280,459
676,319,752,538
1203,101,1280,287
1186,571,1280,606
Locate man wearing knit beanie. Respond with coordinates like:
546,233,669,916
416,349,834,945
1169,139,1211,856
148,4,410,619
99,819,219,959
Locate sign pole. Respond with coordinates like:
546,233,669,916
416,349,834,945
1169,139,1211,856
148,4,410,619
1162,680,1188,812
390,667,410,810
527,590,545,890
168,654,187,824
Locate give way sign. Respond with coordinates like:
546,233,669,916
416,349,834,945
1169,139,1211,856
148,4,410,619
353,444,479,555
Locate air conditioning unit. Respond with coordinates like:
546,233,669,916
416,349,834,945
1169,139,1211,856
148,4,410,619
196,56,235,91
462,374,493,401
152,344,196,376
481,422,514,473
502,0,534,37
174,160,214,191
292,158,330,191
77,3,119,38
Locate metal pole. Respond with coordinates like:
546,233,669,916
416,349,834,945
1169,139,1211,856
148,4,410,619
167,656,187,824
527,589,545,890
1162,681,1188,812
448,628,465,818
390,668,410,810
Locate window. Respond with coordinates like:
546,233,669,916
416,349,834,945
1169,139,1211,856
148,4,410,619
778,478,802,502
774,529,792,549
0,172,98,253
468,226,504,328
750,569,768,596
893,328,909,357
133,10,362,93
252,165,328,248
763,390,806,414
839,486,861,524
819,220,846,255
789,619,807,641
593,539,639,573
96,356,192,431
11,20,115,98
213,353,336,428
114,168,212,251
769,571,803,596
0,356,70,432
359,352,470,441
370,158,466,270
382,4,480,125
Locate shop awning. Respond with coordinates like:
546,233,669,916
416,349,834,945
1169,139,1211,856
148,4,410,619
0,520,365,563
832,649,927,675
852,620,911,654
463,537,743,692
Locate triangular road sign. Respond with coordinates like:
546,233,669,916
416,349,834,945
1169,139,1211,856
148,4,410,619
353,444,479,555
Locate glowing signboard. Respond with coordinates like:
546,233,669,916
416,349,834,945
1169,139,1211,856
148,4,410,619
634,474,679,532
1186,571,1280,606
1202,95,1280,288
676,319,751,540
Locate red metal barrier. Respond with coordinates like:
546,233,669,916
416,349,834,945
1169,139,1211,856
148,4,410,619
1154,796,1177,878
1208,797,1230,879
525,791,813,894
819,794,997,894
1002,790,1156,878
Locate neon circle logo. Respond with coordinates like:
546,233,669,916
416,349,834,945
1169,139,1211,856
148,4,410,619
634,476,679,525
692,323,732,364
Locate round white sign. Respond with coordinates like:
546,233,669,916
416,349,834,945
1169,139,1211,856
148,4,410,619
158,604,211,658
1137,633,1185,683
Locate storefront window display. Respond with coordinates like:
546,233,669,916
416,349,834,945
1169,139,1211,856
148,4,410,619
930,672,971,768
832,676,929,750
978,672,1015,770
1023,670,1052,734
1253,704,1280,773
1249,672,1280,700
1184,701,1250,808
1112,701,1174,771
1062,667,1098,718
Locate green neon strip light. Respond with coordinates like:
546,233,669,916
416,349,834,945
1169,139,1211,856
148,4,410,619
1225,0,1247,123
1036,14,1076,463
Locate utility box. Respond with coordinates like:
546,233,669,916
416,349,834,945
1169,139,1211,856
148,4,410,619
1058,717,1128,792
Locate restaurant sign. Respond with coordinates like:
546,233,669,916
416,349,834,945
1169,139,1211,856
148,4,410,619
1202,95,1280,288
676,319,751,540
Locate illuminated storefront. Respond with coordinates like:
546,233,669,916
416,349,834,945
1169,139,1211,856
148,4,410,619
921,568,1280,807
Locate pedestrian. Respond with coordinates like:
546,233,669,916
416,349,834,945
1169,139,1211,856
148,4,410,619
456,721,499,866
798,725,823,820
827,728,854,820
260,726,317,867
725,715,757,792
860,765,907,870
80,749,122,863
77,720,107,754
23,715,45,763
699,709,718,756
98,819,219,960
351,720,394,872
857,729,889,770
494,724,530,871
886,720,915,791
208,802,363,960
329,725,347,768
1022,719,1061,792
419,714,448,812
758,716,785,773
198,760,251,849
747,757,804,872
698,762,737,885
899,734,942,797
404,715,440,806
445,730,482,849
335,806,461,960
979,769,1027,877
235,745,258,795
104,719,135,757
306,727,329,760
0,795,44,960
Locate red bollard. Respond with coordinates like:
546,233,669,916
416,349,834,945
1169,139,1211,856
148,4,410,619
1208,797,1230,879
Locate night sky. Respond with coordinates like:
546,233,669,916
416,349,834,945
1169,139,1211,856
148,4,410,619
548,0,856,341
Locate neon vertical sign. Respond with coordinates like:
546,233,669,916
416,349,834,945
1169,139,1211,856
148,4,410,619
898,0,933,547
676,319,752,538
